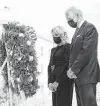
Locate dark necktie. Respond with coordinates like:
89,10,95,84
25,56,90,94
75,27,79,34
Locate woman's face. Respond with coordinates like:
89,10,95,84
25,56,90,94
53,33,62,44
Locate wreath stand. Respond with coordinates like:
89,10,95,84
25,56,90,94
0,52,27,106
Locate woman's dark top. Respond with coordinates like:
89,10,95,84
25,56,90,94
48,43,70,84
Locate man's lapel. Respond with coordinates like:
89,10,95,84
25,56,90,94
76,20,87,36
70,28,79,51
70,21,87,52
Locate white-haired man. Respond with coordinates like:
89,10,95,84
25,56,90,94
65,7,100,106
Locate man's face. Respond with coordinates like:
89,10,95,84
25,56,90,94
65,11,78,28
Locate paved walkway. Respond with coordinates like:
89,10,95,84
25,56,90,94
25,83,100,106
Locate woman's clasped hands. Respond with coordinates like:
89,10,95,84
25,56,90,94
49,81,59,92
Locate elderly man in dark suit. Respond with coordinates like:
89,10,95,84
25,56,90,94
65,7,100,106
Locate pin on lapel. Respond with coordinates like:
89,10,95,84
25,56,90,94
77,35,80,38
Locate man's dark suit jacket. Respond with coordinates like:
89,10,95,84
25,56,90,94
69,21,100,85
48,43,70,84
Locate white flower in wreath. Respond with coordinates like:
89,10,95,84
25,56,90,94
19,33,24,37
29,56,33,61
28,76,33,82
27,40,31,46
17,78,20,82
17,57,22,61
27,66,29,70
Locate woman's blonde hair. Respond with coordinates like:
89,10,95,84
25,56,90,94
51,26,69,44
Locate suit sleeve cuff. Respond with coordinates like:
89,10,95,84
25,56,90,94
55,78,60,83
71,67,80,76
